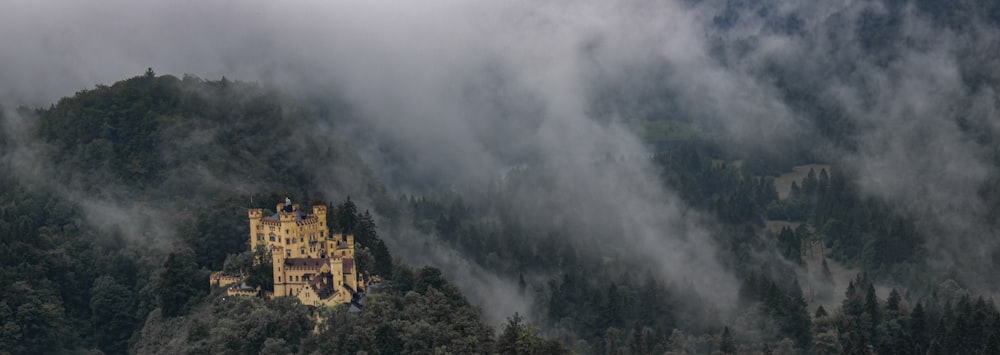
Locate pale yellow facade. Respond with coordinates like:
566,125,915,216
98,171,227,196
217,200,362,306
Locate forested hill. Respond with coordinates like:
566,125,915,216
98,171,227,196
35,70,377,196
0,73,565,354
4,65,1000,353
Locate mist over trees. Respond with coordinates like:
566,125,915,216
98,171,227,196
2,0,1000,353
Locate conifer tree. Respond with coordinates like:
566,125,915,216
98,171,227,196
720,326,735,354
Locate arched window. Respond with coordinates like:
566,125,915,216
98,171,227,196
269,233,276,242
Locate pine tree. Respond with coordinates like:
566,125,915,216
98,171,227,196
815,305,828,318
156,249,206,317
720,326,735,354
821,259,834,288
864,284,880,328
910,303,928,354
886,289,901,312
337,196,358,233
803,169,818,196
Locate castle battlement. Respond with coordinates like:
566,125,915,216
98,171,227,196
295,217,319,226
226,287,258,297
228,198,362,306
210,271,245,288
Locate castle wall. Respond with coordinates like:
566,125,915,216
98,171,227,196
245,202,359,306
209,271,245,289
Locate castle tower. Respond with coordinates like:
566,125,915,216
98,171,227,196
313,204,327,229
248,208,265,245
272,245,287,297
244,199,360,306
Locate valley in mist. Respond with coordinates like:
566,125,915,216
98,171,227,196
2,0,1000,354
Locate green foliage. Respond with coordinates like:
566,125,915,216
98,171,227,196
246,244,274,292
775,226,803,264
12,66,1000,355
89,276,136,354
137,263,526,354
156,249,208,318
336,197,358,233
767,167,922,273
135,296,312,354
181,196,251,270
497,313,569,355
351,208,393,278
738,272,812,350
0,172,154,354
221,250,253,276
37,74,182,186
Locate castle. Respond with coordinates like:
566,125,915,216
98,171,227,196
212,198,363,307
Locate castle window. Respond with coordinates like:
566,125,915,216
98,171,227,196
320,222,323,227
300,247,305,255
278,276,282,282
286,238,290,245
300,237,304,243
320,231,324,237
269,233,275,242
285,229,289,234
286,250,291,257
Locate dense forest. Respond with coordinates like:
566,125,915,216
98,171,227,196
2,73,998,354
3,0,1000,354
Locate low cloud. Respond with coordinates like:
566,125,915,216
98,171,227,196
4,0,1000,321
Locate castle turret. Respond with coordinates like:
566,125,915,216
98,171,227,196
313,204,328,238
248,208,264,246
272,245,287,297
